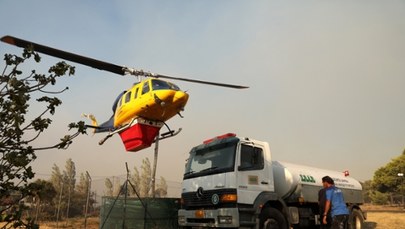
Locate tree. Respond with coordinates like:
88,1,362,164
49,163,64,220
129,167,141,196
75,172,95,216
104,178,113,196
140,158,152,197
369,191,389,205
155,176,168,198
128,158,168,198
50,159,93,219
361,180,373,203
50,164,64,193
63,158,76,219
63,159,76,194
27,179,57,221
49,163,64,218
106,158,169,199
372,150,405,194
0,47,87,228
76,173,89,195
113,177,122,197
103,177,122,197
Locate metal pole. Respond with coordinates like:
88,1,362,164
398,173,404,208
151,132,160,198
84,171,92,229
122,163,130,229
143,202,147,229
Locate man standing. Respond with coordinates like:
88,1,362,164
322,176,349,229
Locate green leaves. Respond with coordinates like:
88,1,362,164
49,61,75,77
4,53,24,66
69,121,87,134
32,116,52,132
22,44,41,63
0,47,87,227
372,152,405,193
37,96,62,114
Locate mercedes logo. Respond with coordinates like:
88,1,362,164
196,187,204,199
211,194,219,205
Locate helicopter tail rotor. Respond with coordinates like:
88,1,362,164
82,113,99,134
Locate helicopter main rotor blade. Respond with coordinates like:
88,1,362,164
152,73,249,89
1,35,249,89
1,35,126,75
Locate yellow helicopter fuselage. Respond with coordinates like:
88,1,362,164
113,78,189,127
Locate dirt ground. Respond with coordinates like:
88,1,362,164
1,205,404,228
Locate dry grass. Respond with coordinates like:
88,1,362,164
0,217,99,229
362,204,405,229
37,217,99,229
364,212,405,229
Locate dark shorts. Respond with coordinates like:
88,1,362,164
331,214,349,229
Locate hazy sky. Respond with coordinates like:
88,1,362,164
1,1,405,191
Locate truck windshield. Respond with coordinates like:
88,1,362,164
184,141,237,179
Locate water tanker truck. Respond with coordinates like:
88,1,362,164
178,133,366,229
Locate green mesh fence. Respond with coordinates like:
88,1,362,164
100,197,180,229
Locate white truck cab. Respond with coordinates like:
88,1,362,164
178,133,365,229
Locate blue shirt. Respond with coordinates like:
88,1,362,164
325,186,349,217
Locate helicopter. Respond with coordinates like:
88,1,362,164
1,35,248,152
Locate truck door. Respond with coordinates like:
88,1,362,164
237,143,273,204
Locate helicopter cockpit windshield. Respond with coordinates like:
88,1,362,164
152,79,180,91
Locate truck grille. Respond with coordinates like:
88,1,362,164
181,188,237,210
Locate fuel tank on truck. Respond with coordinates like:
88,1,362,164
272,161,363,204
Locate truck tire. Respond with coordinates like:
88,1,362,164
259,207,288,229
349,209,364,229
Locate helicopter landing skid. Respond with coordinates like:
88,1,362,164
155,128,182,142
98,124,129,145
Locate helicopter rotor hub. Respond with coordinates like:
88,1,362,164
123,67,155,77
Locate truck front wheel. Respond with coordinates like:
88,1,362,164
259,207,288,229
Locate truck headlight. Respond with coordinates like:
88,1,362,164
178,216,186,225
218,216,233,224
